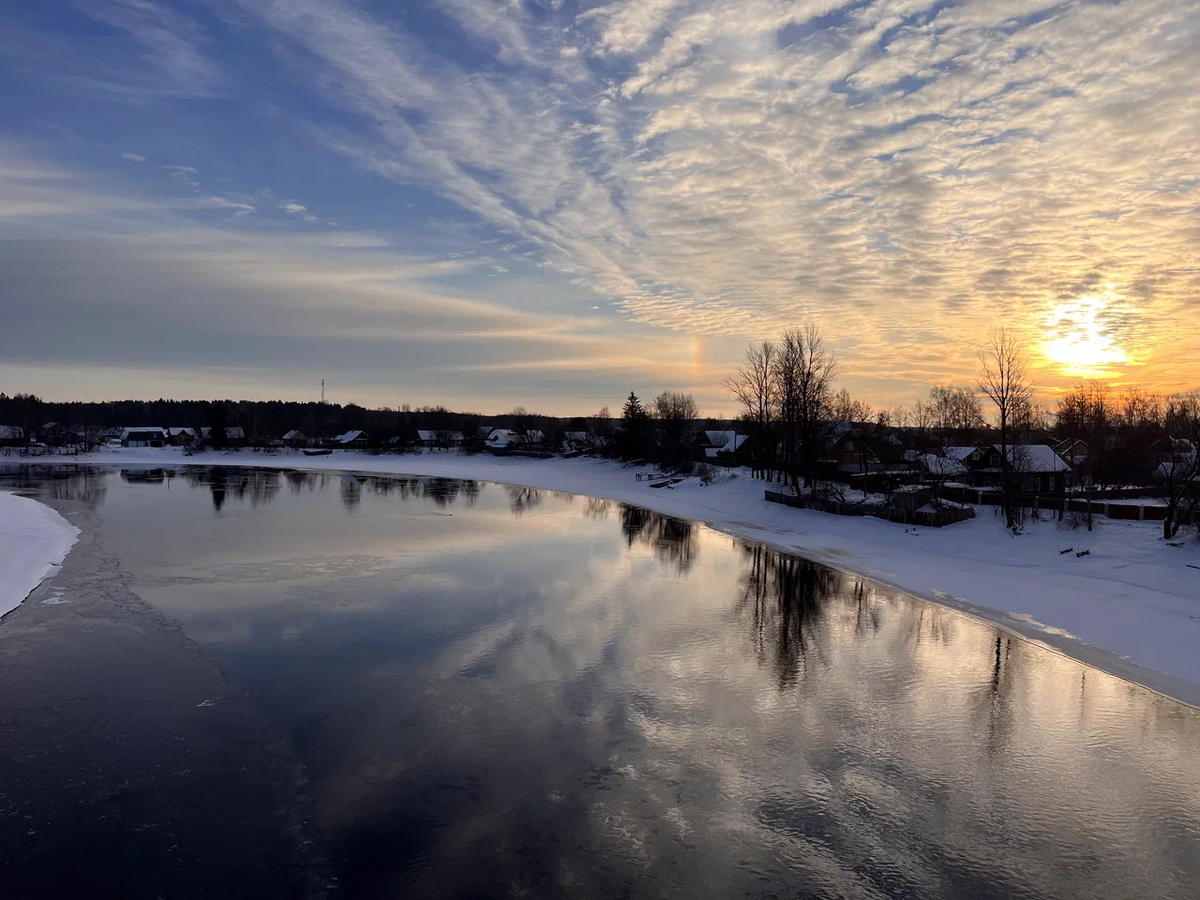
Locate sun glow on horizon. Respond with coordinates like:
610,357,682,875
1042,294,1133,377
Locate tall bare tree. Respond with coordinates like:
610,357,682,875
774,324,837,496
977,327,1033,529
1161,393,1200,540
653,390,700,466
724,341,776,478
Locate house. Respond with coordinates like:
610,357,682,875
1051,437,1088,469
0,425,25,447
915,453,967,481
166,427,196,446
561,430,593,454
199,426,247,448
333,430,370,448
417,429,464,449
39,422,85,446
953,444,1071,492
485,429,544,454
121,427,168,448
826,430,880,474
890,484,933,513
281,429,308,448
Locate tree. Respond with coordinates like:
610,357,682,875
652,390,700,467
774,324,837,495
210,401,228,450
619,392,650,460
977,328,1032,530
11,393,43,448
1161,393,1200,540
724,341,777,477
1056,381,1111,529
929,384,984,435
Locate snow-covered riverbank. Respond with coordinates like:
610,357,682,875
0,490,79,619
6,446,1200,701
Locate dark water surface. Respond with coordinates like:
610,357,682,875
2,465,1200,899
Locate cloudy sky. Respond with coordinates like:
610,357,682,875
1,0,1197,414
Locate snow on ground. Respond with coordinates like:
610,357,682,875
7,446,1200,702
0,489,80,619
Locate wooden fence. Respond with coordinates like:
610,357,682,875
765,490,976,528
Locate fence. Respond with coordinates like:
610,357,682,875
765,490,976,528
934,485,1195,525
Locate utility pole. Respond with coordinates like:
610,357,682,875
321,379,325,405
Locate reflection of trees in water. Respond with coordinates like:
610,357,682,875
285,469,331,493
737,545,843,689
179,467,281,512
0,465,110,508
504,485,543,516
619,505,698,575
340,474,363,510
583,497,613,519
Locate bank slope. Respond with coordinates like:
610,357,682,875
0,491,80,619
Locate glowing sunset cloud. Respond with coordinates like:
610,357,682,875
1043,295,1133,380
1,1,1198,410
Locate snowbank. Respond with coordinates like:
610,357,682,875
0,490,80,619
9,447,1200,700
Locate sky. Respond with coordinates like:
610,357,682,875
1,0,1198,416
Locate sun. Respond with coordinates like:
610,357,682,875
1042,294,1130,376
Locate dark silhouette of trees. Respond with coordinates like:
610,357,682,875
977,327,1033,530
619,391,651,460
209,401,228,450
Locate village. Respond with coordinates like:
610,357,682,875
2,404,1195,536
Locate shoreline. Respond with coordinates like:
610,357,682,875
5,446,1200,706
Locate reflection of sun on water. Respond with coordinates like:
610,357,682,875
1042,294,1130,376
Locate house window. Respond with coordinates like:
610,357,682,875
971,450,980,460
991,454,1000,466
845,441,854,451
1048,476,1056,491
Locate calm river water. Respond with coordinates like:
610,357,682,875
2,465,1199,899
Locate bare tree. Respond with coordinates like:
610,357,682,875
1161,393,1200,540
724,341,776,478
977,328,1033,530
653,390,700,467
1056,381,1111,530
774,324,837,496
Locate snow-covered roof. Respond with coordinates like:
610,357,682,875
0,425,24,440
487,428,544,445
704,430,736,447
122,427,167,439
282,429,306,440
704,447,721,458
417,429,463,442
563,431,590,442
892,483,931,494
416,430,436,441
917,454,967,476
996,444,1071,472
168,427,195,437
335,430,368,443
944,446,981,461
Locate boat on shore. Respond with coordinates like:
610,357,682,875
302,448,333,457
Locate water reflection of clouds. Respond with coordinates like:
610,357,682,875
68,467,1200,896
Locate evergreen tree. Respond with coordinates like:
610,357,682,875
620,391,649,459
210,401,228,449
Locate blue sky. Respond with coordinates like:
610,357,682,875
1,0,1198,413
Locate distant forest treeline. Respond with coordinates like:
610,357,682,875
0,394,629,443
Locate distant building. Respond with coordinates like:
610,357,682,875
915,453,967,480
281,429,308,448
121,427,168,448
417,429,464,448
0,425,25,447
484,429,544,454
948,444,1070,492
199,426,246,448
166,427,196,446
332,430,370,448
